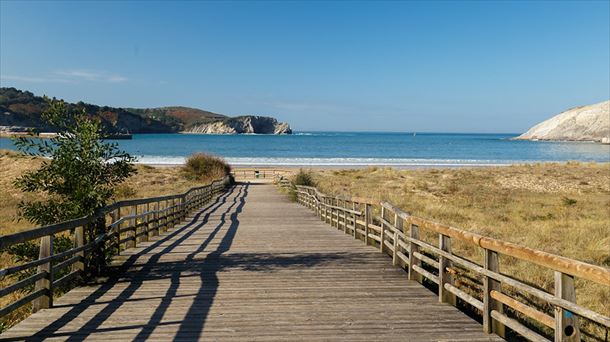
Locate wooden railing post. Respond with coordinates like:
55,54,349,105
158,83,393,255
330,198,339,228
324,198,329,224
72,225,85,275
483,249,505,337
395,214,404,266
439,234,456,305
33,235,53,312
364,203,371,245
352,202,357,239
408,224,421,282
116,207,122,254
554,272,580,342
340,200,345,232
126,206,135,249
392,231,398,266
380,206,385,253
141,203,150,242
151,202,159,237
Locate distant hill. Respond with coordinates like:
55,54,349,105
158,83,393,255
0,87,291,134
516,100,609,143
126,106,227,132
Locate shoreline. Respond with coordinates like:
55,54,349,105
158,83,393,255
143,161,582,170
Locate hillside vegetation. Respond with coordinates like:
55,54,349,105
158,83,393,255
0,87,290,134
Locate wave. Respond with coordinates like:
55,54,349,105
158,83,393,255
136,155,526,167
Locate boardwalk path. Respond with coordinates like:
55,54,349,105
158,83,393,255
3,182,501,341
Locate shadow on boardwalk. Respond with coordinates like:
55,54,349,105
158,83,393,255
2,182,501,341
9,183,345,341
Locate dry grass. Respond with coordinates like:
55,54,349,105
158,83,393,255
311,163,610,336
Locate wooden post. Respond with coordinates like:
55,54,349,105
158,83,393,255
331,198,334,226
408,224,421,282
395,214,404,267
554,272,580,342
483,249,505,337
364,204,371,245
439,234,456,305
73,225,85,275
151,202,159,237
340,200,345,232
126,206,135,249
141,203,149,242
352,202,357,239
33,235,53,312
392,231,398,266
116,208,122,254
380,206,385,253
169,199,175,228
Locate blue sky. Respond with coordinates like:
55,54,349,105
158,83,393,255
1,1,608,133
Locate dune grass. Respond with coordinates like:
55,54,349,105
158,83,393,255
309,163,610,337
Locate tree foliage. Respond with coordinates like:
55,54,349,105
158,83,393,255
13,98,137,225
6,98,137,279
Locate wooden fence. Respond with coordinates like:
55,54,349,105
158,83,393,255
231,168,294,180
0,176,231,319
295,185,610,342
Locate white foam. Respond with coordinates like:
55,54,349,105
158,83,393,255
136,155,522,167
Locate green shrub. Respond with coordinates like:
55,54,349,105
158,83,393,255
182,153,231,181
9,97,136,279
287,169,316,202
294,169,316,187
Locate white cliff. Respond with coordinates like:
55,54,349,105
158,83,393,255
516,100,609,143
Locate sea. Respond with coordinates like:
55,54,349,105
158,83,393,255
1,132,609,167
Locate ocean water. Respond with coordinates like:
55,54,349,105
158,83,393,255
1,132,609,167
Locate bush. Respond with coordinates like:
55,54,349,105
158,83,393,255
294,169,316,187
183,153,231,181
9,98,136,278
287,169,316,202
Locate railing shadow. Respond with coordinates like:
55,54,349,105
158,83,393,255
18,184,239,342
3,182,356,341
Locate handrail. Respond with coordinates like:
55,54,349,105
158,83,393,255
0,175,232,320
406,215,610,286
294,184,610,342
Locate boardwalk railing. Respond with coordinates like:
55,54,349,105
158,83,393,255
295,185,610,342
231,168,294,180
0,176,231,319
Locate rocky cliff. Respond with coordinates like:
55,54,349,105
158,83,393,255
0,87,292,135
516,100,609,143
183,116,292,134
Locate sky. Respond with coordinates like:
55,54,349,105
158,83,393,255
1,1,609,133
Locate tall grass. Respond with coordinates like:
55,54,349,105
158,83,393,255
311,163,610,339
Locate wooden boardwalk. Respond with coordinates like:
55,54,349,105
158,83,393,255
2,182,502,341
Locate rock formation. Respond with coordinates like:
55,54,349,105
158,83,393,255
183,116,292,134
516,100,609,143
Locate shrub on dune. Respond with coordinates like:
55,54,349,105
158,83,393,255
182,153,231,181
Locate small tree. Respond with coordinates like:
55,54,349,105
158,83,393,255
10,97,136,276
